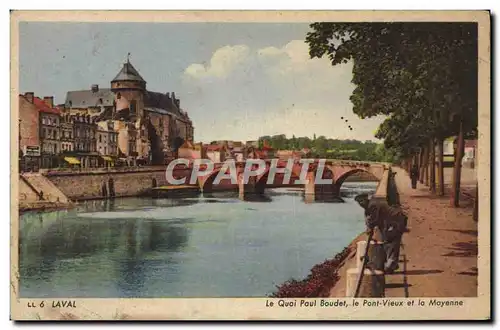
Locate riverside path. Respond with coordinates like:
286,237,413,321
330,167,479,298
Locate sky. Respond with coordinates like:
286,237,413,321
19,22,385,143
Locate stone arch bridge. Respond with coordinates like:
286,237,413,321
197,159,388,201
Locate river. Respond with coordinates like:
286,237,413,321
19,182,377,298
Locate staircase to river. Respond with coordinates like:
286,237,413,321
20,173,70,204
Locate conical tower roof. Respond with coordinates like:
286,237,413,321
111,60,145,83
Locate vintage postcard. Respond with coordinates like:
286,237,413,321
10,10,490,321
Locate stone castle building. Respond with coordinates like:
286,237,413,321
64,59,194,165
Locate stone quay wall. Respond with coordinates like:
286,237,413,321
45,167,193,201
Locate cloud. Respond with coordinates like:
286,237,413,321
184,45,250,79
180,40,385,143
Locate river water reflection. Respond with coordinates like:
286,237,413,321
19,182,377,298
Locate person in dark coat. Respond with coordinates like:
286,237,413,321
410,164,419,189
355,193,408,273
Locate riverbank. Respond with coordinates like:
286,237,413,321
269,168,391,297
269,232,364,298
19,201,75,214
17,169,379,213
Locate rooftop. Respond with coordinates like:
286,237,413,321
65,88,114,109
112,60,145,83
32,96,60,115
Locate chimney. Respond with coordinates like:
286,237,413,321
91,84,99,93
171,92,177,107
24,92,34,103
43,96,54,108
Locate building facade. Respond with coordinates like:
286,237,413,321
96,121,119,157
37,96,61,168
96,120,119,166
18,59,195,170
60,111,75,153
64,59,194,165
19,93,41,172
72,114,99,168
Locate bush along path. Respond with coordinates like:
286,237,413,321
269,247,352,298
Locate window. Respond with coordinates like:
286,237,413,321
104,147,107,155
99,134,102,143
117,92,121,99
130,100,137,114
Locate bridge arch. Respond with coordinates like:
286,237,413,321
200,168,239,193
253,161,337,196
253,162,312,190
331,168,380,196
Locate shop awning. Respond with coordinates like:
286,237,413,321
64,157,81,165
101,156,113,162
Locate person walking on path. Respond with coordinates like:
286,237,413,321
410,164,419,189
355,193,408,274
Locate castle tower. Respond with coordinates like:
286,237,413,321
111,56,149,161
110,56,146,119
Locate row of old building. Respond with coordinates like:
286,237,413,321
19,59,195,171
177,140,313,163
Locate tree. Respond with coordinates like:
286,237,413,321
306,22,477,205
270,134,288,150
290,135,298,149
258,136,271,149
257,135,393,162
314,135,328,156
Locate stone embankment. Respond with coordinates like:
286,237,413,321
40,167,193,201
